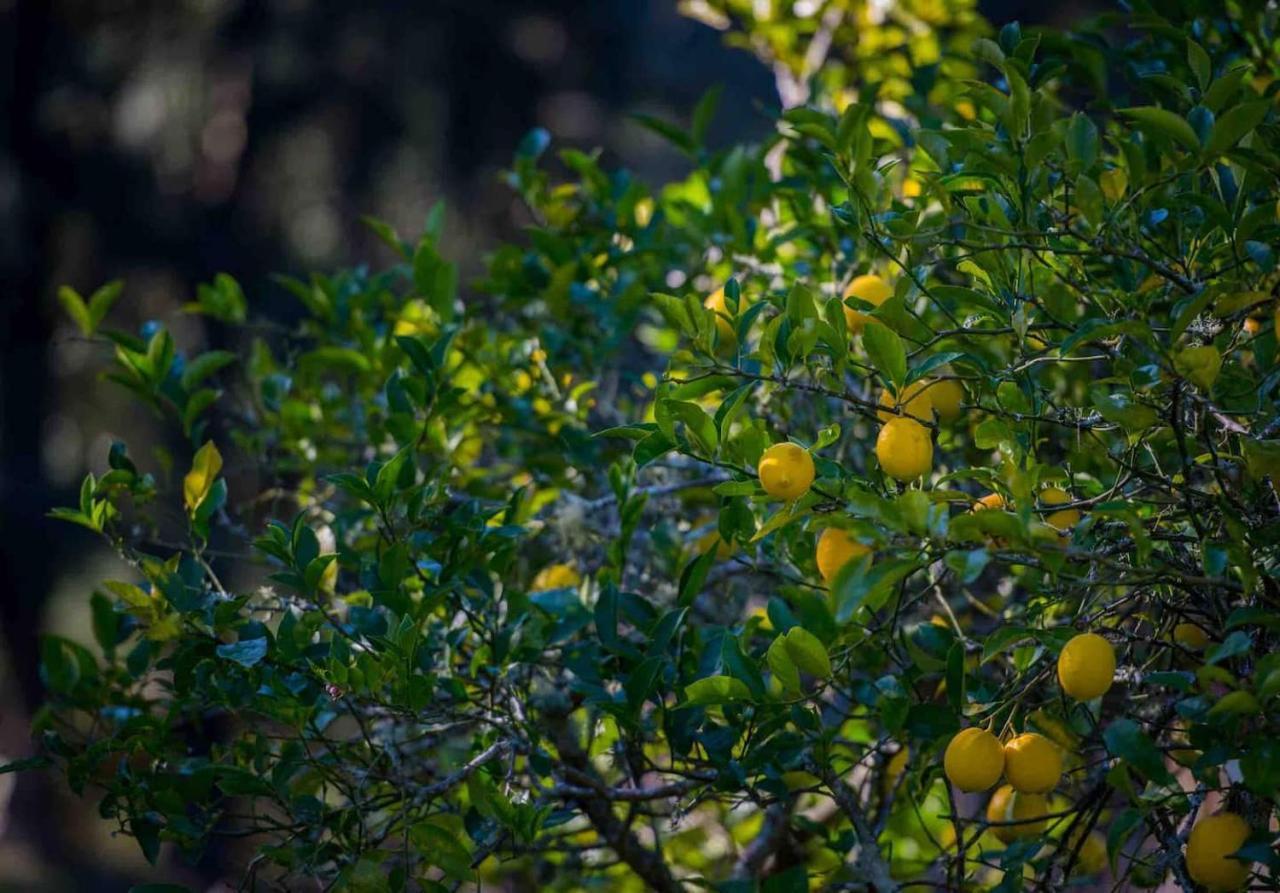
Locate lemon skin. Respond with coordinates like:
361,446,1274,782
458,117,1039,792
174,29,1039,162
816,527,871,583
1185,813,1252,891
876,417,933,482
943,727,1004,792
758,442,815,501
1057,632,1116,700
843,274,893,334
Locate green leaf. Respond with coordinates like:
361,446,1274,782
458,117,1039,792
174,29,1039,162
181,350,237,390
863,322,907,388
183,441,223,513
783,627,831,678
1206,101,1270,156
87,280,124,330
57,286,92,336
691,84,723,146
1065,113,1098,171
1119,106,1200,151
0,755,50,775
684,675,752,706
216,637,269,668
1103,718,1173,783
1186,39,1211,90
767,637,800,693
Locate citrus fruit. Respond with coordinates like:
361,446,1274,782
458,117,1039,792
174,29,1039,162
943,727,1004,792
531,563,581,592
1185,812,1252,891
1069,830,1107,874
1002,732,1061,793
758,442,815,501
923,378,965,423
973,492,1006,512
842,273,893,334
704,287,736,349
986,784,1048,842
1057,632,1116,700
1040,486,1081,530
881,746,909,793
876,381,934,422
875,417,933,482
1173,622,1210,650
815,527,871,583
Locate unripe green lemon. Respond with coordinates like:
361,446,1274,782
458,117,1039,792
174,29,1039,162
943,727,1004,792
1185,812,1252,891
1057,632,1116,700
1002,732,1062,794
758,442,815,501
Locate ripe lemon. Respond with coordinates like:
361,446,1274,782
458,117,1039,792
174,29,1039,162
943,727,1004,792
876,381,934,422
875,417,933,482
704,287,737,349
923,378,965,423
881,746,909,793
1243,317,1262,336
1186,813,1252,891
1003,733,1062,793
1173,622,1210,650
1040,486,1081,530
758,442,815,501
1069,830,1108,874
972,492,1006,512
531,563,581,591
986,784,1048,842
843,274,893,334
815,527,871,583
1057,632,1116,701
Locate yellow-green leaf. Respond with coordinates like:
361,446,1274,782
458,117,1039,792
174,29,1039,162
184,441,223,512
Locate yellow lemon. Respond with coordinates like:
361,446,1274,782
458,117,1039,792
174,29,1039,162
943,727,1004,792
875,417,933,482
1243,317,1262,336
1057,632,1116,701
973,492,1006,512
1185,813,1252,891
1070,830,1108,874
843,274,893,334
881,746,909,793
1173,622,1210,651
1040,487,1081,530
704,287,737,349
1003,733,1062,794
923,378,965,423
531,563,581,591
876,381,934,422
815,527,871,583
986,784,1049,843
758,442,815,501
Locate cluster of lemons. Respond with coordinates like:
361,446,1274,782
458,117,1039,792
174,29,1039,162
713,275,1258,887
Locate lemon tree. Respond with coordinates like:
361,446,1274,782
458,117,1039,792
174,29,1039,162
23,1,1280,891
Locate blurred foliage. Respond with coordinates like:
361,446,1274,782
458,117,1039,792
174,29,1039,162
22,0,1280,890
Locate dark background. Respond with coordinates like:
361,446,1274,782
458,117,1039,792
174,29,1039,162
0,1,1092,888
